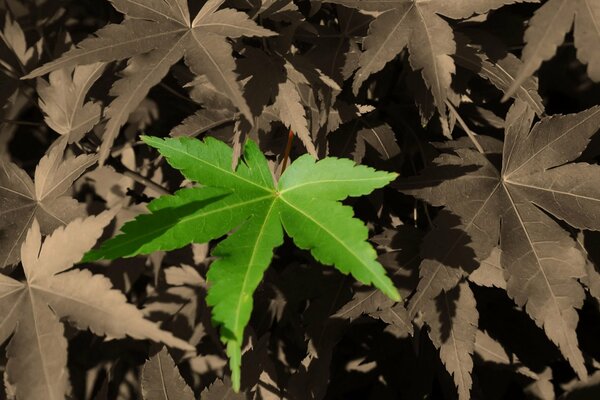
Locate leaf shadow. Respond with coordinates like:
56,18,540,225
395,163,481,191
434,284,459,344
374,225,422,299
421,210,480,274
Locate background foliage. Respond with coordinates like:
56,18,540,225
1,0,600,399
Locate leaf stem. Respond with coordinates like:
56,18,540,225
120,168,171,196
0,118,44,127
105,157,171,196
158,82,201,106
281,128,294,173
445,100,484,154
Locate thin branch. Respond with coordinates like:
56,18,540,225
0,118,45,127
445,100,484,154
280,128,294,173
158,82,201,106
120,168,171,196
106,156,171,196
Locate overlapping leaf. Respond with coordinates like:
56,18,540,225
0,13,42,110
453,32,545,116
323,0,539,119
141,347,194,400
423,281,478,400
37,62,105,143
0,137,95,268
0,213,193,400
399,102,600,394
83,135,399,390
505,0,600,99
24,0,276,163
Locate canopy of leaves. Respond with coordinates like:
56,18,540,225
2,0,600,398
83,135,398,390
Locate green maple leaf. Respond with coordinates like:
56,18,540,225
82,135,400,390
23,0,276,163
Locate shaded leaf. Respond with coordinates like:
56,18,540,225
141,347,194,400
325,0,538,118
475,330,537,379
37,62,105,143
454,33,544,116
0,138,95,268
469,247,506,289
424,281,478,400
0,213,193,400
24,0,276,163
272,77,317,157
505,0,600,99
399,101,600,380
171,108,235,138
200,378,246,400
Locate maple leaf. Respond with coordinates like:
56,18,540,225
423,281,478,400
171,108,235,138
0,137,96,268
36,62,105,143
82,135,399,391
399,101,600,382
474,329,538,379
0,13,39,116
262,57,340,158
302,6,372,85
468,247,506,289
0,213,193,400
142,347,194,400
272,77,317,157
453,32,545,116
23,0,277,163
200,378,245,400
323,0,539,119
504,0,600,100
330,110,401,162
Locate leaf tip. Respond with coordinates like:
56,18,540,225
227,341,242,392
140,135,155,144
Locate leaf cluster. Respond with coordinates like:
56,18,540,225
0,0,600,399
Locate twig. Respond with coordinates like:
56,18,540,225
120,168,170,196
106,156,171,196
280,128,294,173
158,82,200,106
0,118,44,127
445,100,484,154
